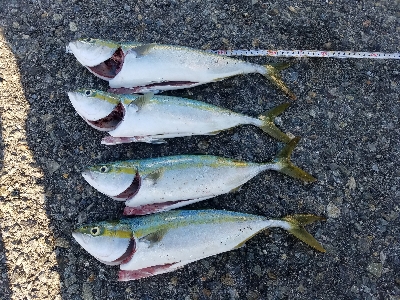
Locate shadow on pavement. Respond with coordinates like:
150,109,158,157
0,25,61,298
0,235,12,300
0,114,12,300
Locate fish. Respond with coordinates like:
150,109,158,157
82,137,316,215
67,89,292,145
66,38,296,99
72,209,326,281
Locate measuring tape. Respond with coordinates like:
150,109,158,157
207,49,400,59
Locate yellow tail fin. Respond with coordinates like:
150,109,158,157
264,63,296,100
282,214,326,252
258,102,291,143
272,137,316,182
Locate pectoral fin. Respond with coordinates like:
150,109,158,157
133,93,154,110
145,168,165,184
131,44,156,57
142,229,168,245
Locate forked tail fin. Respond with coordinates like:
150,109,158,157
258,102,291,143
264,63,296,100
271,136,316,182
280,214,326,252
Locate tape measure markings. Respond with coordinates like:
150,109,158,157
207,49,400,59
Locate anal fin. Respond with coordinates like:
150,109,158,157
123,196,215,216
124,201,186,215
207,130,222,135
118,263,179,281
101,136,166,145
233,242,246,250
229,184,244,193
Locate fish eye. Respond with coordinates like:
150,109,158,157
90,226,101,236
99,166,109,173
85,90,92,96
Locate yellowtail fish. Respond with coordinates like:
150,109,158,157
72,210,326,281
67,89,292,145
82,137,315,215
66,38,296,99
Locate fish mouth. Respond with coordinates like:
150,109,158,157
87,47,125,80
82,168,138,198
86,102,125,132
72,232,136,266
111,172,141,201
82,170,95,183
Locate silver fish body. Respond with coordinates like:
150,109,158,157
82,138,315,215
67,38,296,99
72,210,325,281
67,89,292,144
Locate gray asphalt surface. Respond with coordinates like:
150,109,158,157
0,0,399,299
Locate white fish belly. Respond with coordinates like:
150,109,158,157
109,102,255,138
125,165,264,207
109,48,262,88
120,220,267,271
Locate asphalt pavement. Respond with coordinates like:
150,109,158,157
0,0,399,299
